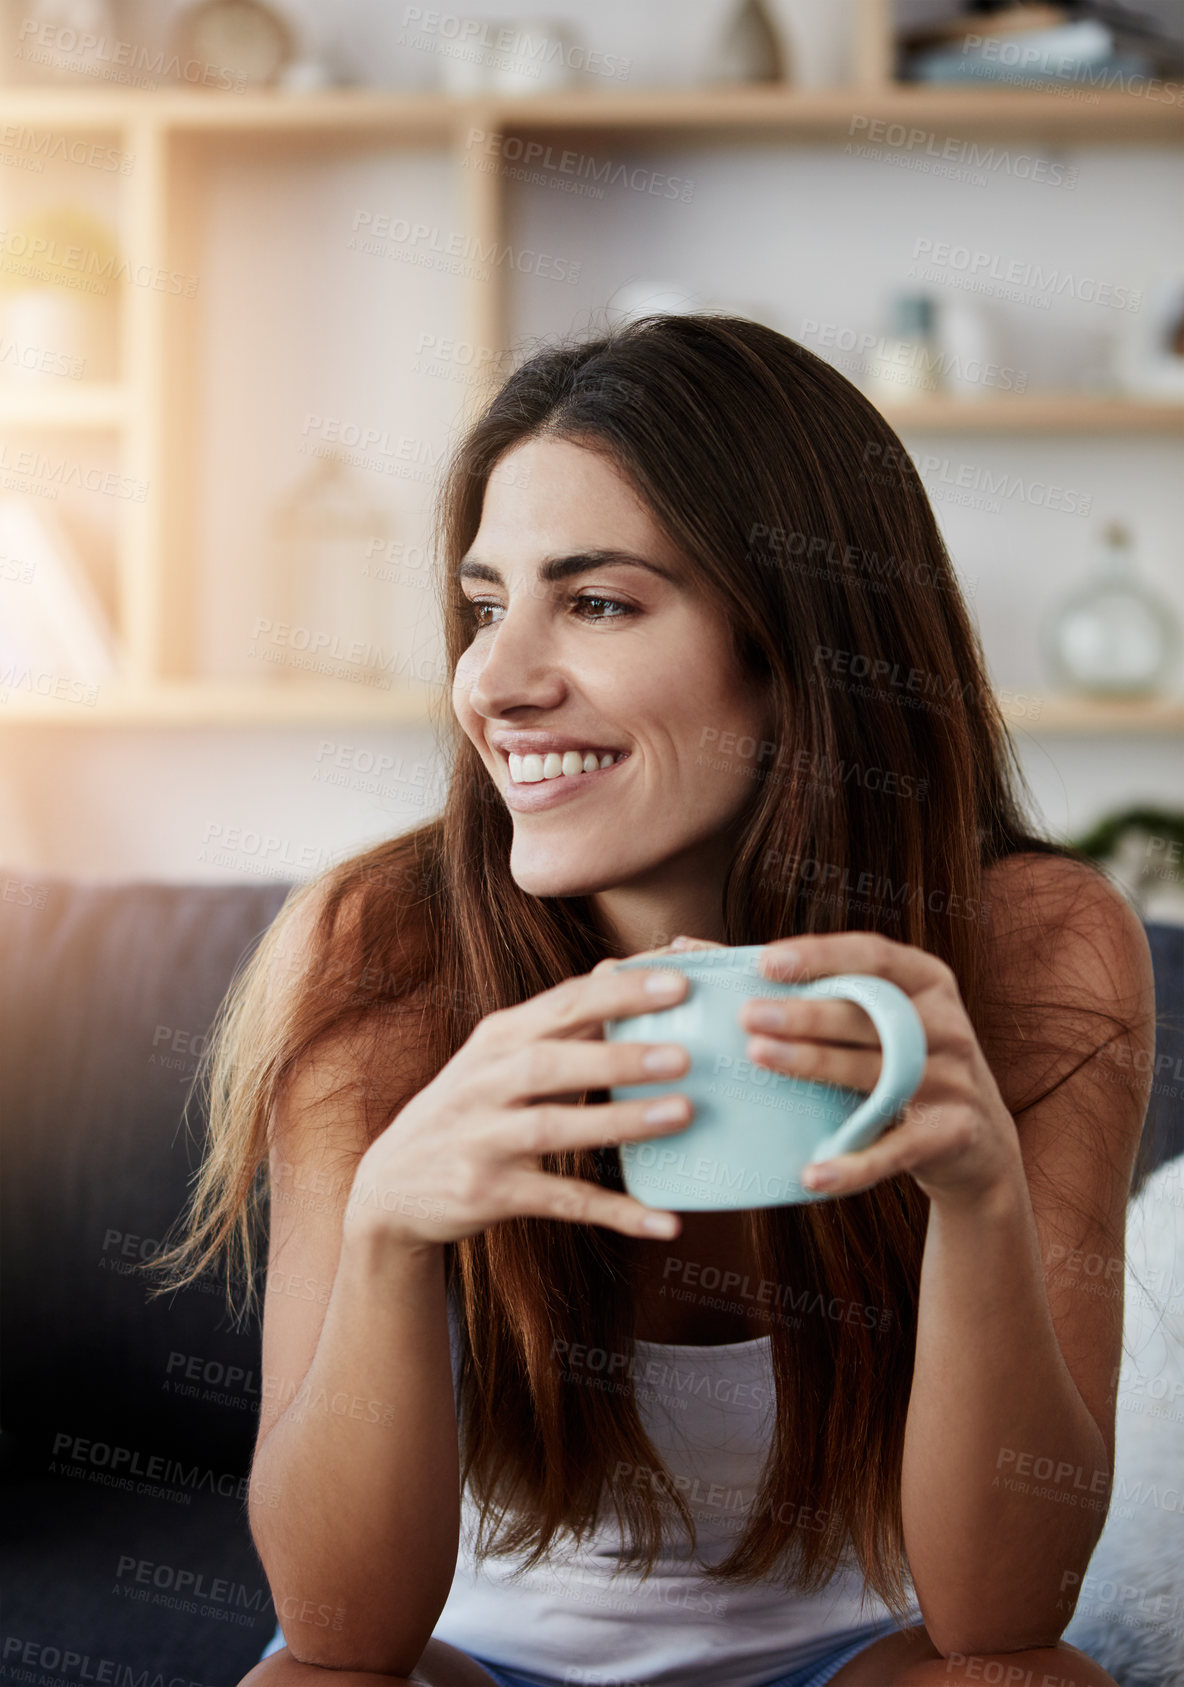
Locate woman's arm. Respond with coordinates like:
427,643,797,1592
742,856,1156,1655
249,906,695,1673
900,861,1154,1653
249,1025,462,1676
901,1153,1116,1654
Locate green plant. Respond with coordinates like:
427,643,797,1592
1073,806,1184,883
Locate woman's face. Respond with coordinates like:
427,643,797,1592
452,436,772,913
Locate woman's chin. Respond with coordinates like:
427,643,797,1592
508,847,626,902
510,867,601,900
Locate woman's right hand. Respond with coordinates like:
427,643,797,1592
343,957,697,1249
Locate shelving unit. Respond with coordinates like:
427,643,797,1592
1,0,1182,736
883,397,1184,436
2,684,1181,733
0,680,436,726
999,695,1184,734
0,382,127,429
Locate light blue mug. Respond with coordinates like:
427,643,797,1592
605,945,928,1210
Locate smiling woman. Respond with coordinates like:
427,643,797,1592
451,441,772,913
145,315,1153,1687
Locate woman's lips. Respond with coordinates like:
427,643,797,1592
503,753,630,813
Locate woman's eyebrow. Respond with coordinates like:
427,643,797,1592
455,549,678,586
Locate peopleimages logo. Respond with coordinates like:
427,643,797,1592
15,16,247,89
759,846,989,925
114,1554,269,1622
465,129,693,202
845,115,1077,189
863,441,1092,519
800,317,1028,392
49,1430,252,1506
911,237,1141,311
399,8,631,81
0,230,197,296
2,1634,234,1681
0,122,135,173
349,212,580,285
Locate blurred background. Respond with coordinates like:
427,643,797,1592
1,0,1182,920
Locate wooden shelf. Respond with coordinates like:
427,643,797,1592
0,85,1179,143
0,383,128,430
880,396,1184,435
482,85,1184,143
0,89,457,137
2,683,1179,734
0,682,440,726
999,696,1184,734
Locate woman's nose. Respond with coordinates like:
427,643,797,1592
465,601,565,719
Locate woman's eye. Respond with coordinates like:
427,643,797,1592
463,593,636,628
572,594,635,620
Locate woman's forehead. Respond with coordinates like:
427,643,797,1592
474,438,680,566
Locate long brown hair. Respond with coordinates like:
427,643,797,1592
150,314,1088,1619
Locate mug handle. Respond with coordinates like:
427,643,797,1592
787,974,928,1162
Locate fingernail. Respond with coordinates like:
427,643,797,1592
744,1003,783,1031
641,1212,679,1235
670,935,691,950
803,1163,837,1188
763,946,802,975
644,971,684,996
642,1045,687,1074
644,1097,689,1126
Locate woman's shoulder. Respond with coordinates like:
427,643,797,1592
978,848,1155,1112
261,847,439,1131
264,842,433,1007
981,848,1151,993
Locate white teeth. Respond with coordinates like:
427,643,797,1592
506,748,625,784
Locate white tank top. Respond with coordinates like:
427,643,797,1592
433,1303,921,1687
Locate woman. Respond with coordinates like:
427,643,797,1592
151,315,1154,1687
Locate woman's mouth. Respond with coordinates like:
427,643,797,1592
503,749,630,812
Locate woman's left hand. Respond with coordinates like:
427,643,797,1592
677,932,1025,1209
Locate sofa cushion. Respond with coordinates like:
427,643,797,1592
0,876,291,1462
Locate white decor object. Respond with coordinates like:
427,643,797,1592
771,0,849,89
437,16,575,96
0,499,118,684
934,297,996,404
433,18,494,95
0,290,101,384
277,57,336,93
21,0,115,82
1044,521,1180,698
172,0,295,88
864,295,941,404
268,451,397,689
706,0,787,85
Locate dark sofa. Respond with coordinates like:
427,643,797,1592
0,878,288,1687
1,877,1180,1687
